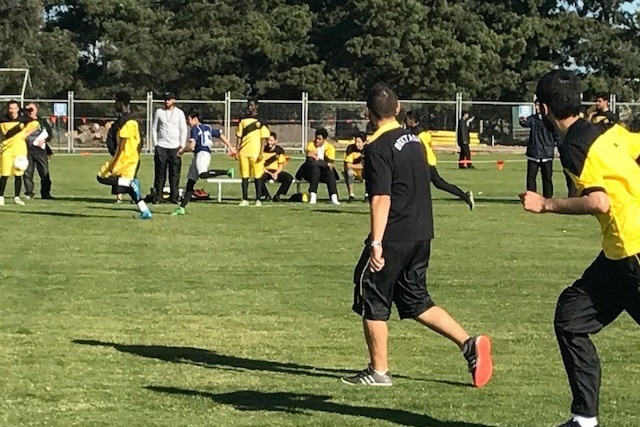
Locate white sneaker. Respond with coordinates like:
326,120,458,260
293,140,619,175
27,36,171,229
238,200,249,207
309,192,317,205
330,194,341,205
255,200,262,207
24,195,31,200
0,196,4,206
14,197,25,206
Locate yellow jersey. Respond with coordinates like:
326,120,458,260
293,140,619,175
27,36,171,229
0,116,39,154
344,143,364,165
236,116,269,157
561,120,640,259
263,144,287,172
306,141,336,163
411,125,436,166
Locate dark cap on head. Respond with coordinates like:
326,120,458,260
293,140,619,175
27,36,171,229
163,91,176,100
115,91,131,104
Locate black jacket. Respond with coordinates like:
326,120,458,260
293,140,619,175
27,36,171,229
520,114,557,160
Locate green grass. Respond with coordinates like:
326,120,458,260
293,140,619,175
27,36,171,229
1,152,638,427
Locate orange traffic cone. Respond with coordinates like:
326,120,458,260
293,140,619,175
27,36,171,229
497,160,505,171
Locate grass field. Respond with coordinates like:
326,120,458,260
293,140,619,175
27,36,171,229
1,152,639,427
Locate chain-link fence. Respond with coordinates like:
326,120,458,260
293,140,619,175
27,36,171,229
307,101,367,151
461,101,534,146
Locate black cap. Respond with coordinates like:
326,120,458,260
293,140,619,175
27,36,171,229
163,91,176,100
115,91,131,104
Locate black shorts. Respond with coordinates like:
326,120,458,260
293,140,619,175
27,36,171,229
352,240,435,321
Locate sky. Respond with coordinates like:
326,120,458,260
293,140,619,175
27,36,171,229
622,0,640,13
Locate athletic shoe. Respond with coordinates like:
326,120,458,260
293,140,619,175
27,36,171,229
255,200,262,207
137,210,153,220
330,194,340,205
24,194,32,200
555,420,599,427
227,168,235,179
0,196,5,206
273,195,282,202
341,365,393,386
239,200,249,207
462,335,493,388
171,207,186,216
131,178,142,200
465,191,475,211
41,194,55,200
348,195,355,203
14,197,25,206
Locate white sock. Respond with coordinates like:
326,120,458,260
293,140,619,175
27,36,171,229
573,415,598,427
349,193,355,198
309,192,317,204
137,200,149,212
118,177,131,187
373,369,387,376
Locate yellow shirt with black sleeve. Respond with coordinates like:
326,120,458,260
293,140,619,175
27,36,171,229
263,144,287,173
344,143,364,165
98,118,141,180
410,125,436,166
560,119,640,259
236,116,270,158
306,141,336,163
590,109,617,125
0,116,39,176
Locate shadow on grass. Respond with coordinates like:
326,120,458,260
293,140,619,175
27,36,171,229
473,197,521,205
312,208,368,215
52,195,116,204
1,210,120,219
145,387,494,427
73,339,356,380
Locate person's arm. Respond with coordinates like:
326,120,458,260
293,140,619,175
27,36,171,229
235,120,243,154
41,119,53,142
363,144,393,272
520,190,609,215
519,116,533,128
151,110,159,146
178,109,187,149
218,133,235,154
326,144,336,169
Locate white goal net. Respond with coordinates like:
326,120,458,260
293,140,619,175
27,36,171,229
0,68,30,106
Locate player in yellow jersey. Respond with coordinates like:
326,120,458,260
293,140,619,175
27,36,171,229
343,131,366,202
235,97,270,206
0,100,40,205
96,91,152,219
405,111,474,210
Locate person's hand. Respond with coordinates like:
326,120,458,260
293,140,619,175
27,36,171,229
519,190,547,213
272,172,279,181
257,154,263,162
177,148,184,157
369,245,385,272
228,148,237,157
327,162,334,170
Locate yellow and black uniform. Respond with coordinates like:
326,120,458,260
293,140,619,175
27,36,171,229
98,116,141,181
590,109,617,125
410,124,470,205
236,115,269,179
295,141,339,196
260,143,293,201
412,125,437,166
305,140,336,163
343,143,364,180
0,115,39,177
554,118,640,418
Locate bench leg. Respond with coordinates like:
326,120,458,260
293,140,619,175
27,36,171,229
296,181,302,194
218,182,222,203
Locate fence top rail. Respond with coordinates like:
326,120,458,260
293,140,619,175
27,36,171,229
154,99,225,104
230,99,303,104
307,100,367,105
398,99,457,104
73,99,147,104
462,100,533,106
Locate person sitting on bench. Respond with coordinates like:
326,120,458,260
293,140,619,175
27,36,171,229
295,128,340,205
260,131,293,202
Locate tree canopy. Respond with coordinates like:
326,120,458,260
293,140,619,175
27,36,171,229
0,0,638,101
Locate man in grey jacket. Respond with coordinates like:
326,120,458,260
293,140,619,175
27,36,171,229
520,102,557,198
152,92,187,203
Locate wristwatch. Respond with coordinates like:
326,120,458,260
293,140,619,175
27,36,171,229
370,241,382,248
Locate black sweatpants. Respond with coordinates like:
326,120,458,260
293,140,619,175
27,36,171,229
154,146,181,202
526,159,553,198
458,144,472,168
23,149,52,197
261,170,293,198
308,165,338,196
430,166,466,200
554,252,640,417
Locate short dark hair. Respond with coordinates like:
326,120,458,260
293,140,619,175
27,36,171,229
405,110,420,122
366,82,398,120
315,128,328,139
354,131,367,142
7,99,19,108
535,69,582,120
188,110,201,120
248,97,259,105
595,92,609,101
270,131,277,139
115,91,131,106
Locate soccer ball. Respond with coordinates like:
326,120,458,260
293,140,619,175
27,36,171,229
13,155,29,172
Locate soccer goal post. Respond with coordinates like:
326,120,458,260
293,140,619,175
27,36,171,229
0,68,30,106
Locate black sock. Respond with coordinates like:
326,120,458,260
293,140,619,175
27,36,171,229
14,176,22,197
0,176,7,196
241,178,249,200
254,178,263,201
181,179,196,208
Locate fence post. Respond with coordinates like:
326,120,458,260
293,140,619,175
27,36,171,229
301,92,308,153
611,93,617,114
146,91,153,153
68,90,74,153
455,93,462,152
224,91,231,140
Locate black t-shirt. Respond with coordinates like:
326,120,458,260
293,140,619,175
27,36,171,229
364,122,433,242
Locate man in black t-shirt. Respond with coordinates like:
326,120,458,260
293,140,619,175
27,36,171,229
341,83,493,388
